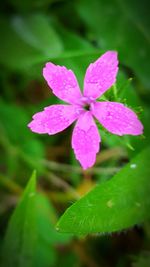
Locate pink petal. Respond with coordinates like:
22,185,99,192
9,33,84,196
28,104,82,135
83,51,118,99
72,111,101,169
92,101,143,136
43,63,82,104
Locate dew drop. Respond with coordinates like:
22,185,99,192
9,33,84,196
130,163,137,169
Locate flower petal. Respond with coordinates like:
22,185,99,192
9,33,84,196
92,101,143,136
43,62,82,104
83,51,118,99
72,111,101,169
28,104,82,135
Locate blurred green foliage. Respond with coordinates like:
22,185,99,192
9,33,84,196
0,0,150,266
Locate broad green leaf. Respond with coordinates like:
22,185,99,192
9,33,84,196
1,171,38,267
0,172,56,267
0,13,99,73
0,17,46,70
0,15,62,70
56,147,150,234
76,0,150,89
12,14,63,56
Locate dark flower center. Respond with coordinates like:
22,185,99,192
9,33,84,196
84,104,90,111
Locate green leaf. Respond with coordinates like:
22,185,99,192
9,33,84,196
56,147,150,234
0,15,62,70
1,171,37,267
12,14,63,56
1,171,56,267
76,0,150,89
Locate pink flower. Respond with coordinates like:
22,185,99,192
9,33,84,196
28,51,143,169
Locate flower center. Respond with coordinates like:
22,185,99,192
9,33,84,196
84,103,91,111
80,96,94,112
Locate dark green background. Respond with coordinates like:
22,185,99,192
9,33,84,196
0,0,150,266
